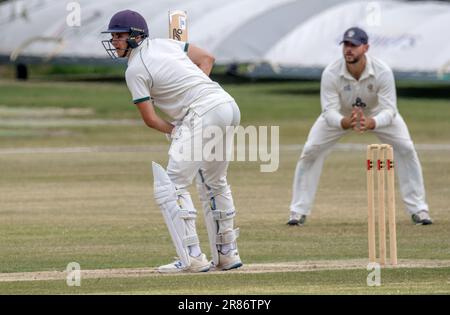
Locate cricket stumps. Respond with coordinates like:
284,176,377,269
367,144,397,266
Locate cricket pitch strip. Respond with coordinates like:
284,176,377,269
1,259,450,282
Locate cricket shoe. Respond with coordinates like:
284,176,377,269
212,249,243,271
411,210,433,225
157,253,210,273
287,211,307,226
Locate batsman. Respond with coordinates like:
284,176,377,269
102,10,242,272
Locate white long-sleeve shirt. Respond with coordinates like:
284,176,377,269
125,38,234,120
320,55,397,129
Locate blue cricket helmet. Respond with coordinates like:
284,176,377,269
102,10,148,36
101,10,148,59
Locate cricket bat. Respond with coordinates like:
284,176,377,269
168,10,188,41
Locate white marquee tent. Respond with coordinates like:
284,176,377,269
0,0,449,80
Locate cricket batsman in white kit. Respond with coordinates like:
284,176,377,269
288,27,433,227
102,10,242,272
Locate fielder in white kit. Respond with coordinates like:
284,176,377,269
287,27,433,226
102,10,242,272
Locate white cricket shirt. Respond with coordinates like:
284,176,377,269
125,38,234,120
320,55,397,129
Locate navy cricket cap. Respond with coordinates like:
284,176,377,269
102,10,148,36
340,27,368,46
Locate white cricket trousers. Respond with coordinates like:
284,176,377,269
290,114,429,216
167,100,241,193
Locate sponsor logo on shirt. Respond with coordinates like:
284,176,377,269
352,97,367,108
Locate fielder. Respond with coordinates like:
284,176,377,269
102,10,242,272
287,27,432,226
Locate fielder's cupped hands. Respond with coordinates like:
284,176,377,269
349,108,359,131
349,108,376,133
356,109,376,132
351,107,364,133
341,108,361,131
341,108,375,133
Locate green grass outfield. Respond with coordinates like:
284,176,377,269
0,79,449,294
2,268,450,295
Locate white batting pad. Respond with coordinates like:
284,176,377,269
196,171,239,266
152,162,199,267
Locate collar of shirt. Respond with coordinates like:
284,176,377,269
128,38,149,64
339,54,375,81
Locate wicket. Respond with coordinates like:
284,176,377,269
366,144,397,266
